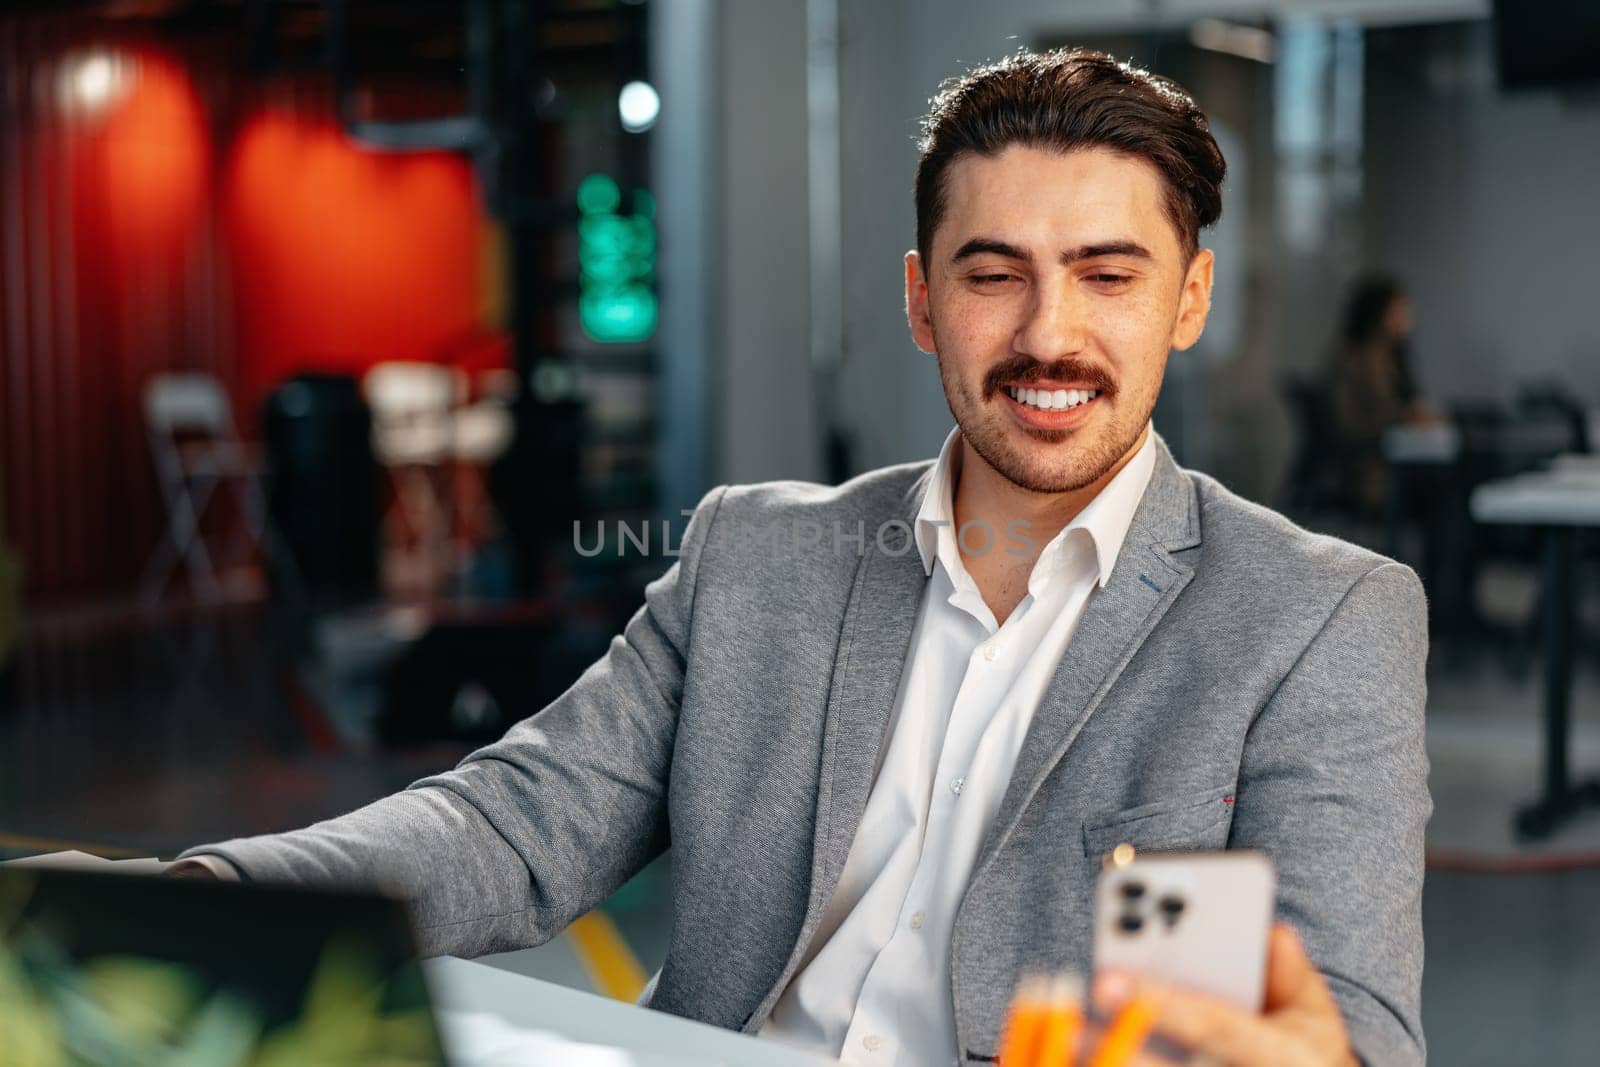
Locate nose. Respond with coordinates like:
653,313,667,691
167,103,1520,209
1013,278,1087,360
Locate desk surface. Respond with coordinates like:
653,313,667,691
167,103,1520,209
423,956,838,1067
1471,466,1600,526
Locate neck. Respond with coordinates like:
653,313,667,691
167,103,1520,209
951,424,1149,562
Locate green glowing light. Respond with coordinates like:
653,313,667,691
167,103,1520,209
580,286,658,343
577,173,621,216
577,175,657,344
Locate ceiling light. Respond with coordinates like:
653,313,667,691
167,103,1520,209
618,80,659,133
61,52,128,113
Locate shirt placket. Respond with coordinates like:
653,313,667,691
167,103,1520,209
839,624,1006,1065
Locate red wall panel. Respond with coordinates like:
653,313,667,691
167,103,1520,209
0,18,498,602
225,112,484,414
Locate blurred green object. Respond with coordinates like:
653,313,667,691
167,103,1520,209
0,915,438,1066
577,173,657,343
81,956,206,1046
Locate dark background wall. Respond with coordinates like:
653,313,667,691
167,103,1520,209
1364,21,1600,409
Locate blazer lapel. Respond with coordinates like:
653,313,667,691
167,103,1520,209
972,436,1202,877
747,465,933,1027
812,468,934,911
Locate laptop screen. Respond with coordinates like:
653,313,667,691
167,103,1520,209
0,867,447,1064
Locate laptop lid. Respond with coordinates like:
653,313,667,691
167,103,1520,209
0,866,448,1064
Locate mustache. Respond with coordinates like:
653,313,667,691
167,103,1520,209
982,356,1116,399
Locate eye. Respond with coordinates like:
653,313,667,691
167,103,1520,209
1087,272,1133,286
970,272,1017,286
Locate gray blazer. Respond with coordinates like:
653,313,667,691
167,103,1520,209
187,436,1430,1065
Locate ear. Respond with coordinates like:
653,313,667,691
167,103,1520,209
905,250,937,353
1170,248,1214,352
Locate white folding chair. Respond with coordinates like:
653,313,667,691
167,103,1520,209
139,374,268,603
448,373,515,561
364,362,467,596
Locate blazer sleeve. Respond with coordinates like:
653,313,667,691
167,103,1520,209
1227,561,1431,1067
178,484,730,959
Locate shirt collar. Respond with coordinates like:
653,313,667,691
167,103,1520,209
914,426,1158,590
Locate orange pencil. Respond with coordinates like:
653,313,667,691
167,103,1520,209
1085,995,1157,1067
1033,975,1084,1067
997,975,1048,1066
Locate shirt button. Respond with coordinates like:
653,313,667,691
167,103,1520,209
950,777,965,796
863,1034,883,1052
910,911,926,929
982,642,997,661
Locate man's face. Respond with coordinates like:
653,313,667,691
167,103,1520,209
906,145,1213,494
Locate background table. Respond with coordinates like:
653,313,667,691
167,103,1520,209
1382,425,1464,626
1471,464,1600,839
423,955,840,1066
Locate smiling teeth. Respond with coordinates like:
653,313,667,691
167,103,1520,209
1007,386,1098,411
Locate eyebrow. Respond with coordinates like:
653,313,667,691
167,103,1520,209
949,237,1153,265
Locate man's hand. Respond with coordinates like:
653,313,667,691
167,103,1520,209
164,860,220,879
1091,923,1358,1067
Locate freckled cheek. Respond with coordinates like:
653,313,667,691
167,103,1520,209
1089,300,1175,374
934,300,1017,354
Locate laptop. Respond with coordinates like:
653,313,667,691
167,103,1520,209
0,866,448,1064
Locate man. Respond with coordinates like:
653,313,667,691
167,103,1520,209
177,49,1428,1066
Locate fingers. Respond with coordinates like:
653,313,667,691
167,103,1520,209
164,861,219,880
1264,922,1347,1028
1084,995,1156,1067
1093,971,1282,1067
1072,1004,1186,1067
1086,924,1353,1067
1262,923,1317,1011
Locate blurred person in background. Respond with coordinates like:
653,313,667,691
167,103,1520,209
1327,275,1442,513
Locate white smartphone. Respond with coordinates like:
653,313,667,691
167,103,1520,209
1091,848,1276,1012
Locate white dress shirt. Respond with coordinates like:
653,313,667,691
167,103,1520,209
760,426,1156,1067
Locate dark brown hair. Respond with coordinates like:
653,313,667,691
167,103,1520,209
1342,274,1405,346
915,48,1225,264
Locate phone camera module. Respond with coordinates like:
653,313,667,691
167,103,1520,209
1119,881,1147,901
1117,913,1144,935
1158,895,1186,929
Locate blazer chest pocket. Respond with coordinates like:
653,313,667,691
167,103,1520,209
1081,783,1237,860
